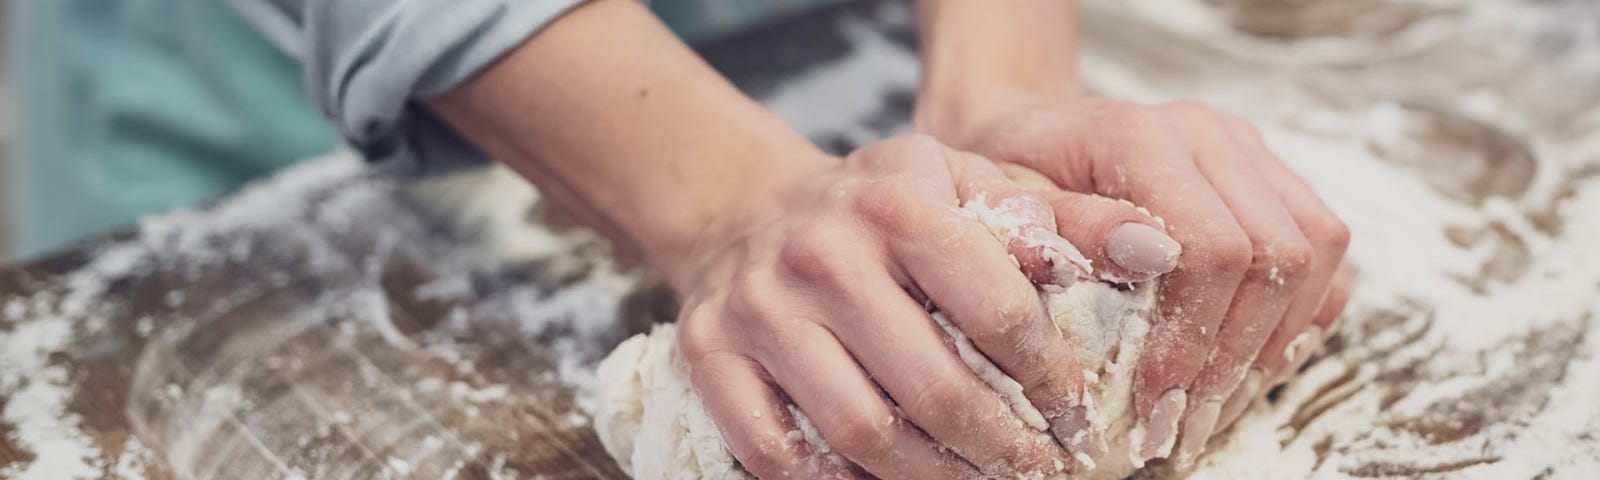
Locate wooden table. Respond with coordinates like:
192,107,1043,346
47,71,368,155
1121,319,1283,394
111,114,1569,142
5,1,1600,479
0,181,657,479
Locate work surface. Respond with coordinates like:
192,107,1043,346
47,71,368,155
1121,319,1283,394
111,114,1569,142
5,1,1600,478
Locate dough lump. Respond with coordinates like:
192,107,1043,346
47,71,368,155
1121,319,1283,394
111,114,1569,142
593,200,1164,479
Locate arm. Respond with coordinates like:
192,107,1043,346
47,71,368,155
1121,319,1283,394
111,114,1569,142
227,0,592,171
404,0,1125,476
431,3,1085,476
914,0,1353,466
913,0,1081,145
426,0,825,281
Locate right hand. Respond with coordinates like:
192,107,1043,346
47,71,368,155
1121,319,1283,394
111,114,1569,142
940,100,1353,464
669,135,1173,478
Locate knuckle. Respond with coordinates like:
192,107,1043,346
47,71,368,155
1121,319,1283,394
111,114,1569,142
727,429,793,476
676,312,721,361
828,411,894,458
965,290,1040,347
1188,226,1254,279
725,268,787,327
851,180,926,233
1307,214,1353,254
906,376,973,424
777,226,857,287
1249,237,1315,288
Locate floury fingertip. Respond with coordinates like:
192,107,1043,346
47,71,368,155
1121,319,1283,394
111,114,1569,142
1174,399,1223,466
1138,388,1187,460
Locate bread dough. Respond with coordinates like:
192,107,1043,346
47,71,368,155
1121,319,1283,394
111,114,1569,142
593,200,1163,479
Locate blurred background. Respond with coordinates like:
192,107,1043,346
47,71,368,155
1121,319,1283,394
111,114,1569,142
0,1,848,265
1,6,11,259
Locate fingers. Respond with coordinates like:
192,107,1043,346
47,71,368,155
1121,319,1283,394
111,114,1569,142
1214,262,1353,432
786,249,1067,476
697,243,966,476
1225,120,1352,381
1313,263,1354,334
750,322,978,479
686,348,859,479
845,140,1094,471
739,219,1049,476
1042,190,1182,282
996,162,1183,283
1202,120,1353,436
873,187,1094,469
1168,104,1315,464
946,149,1082,286
1069,110,1246,460
1281,262,1352,382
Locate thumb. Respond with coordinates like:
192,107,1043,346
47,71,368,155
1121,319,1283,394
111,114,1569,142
1041,189,1181,283
948,150,1086,287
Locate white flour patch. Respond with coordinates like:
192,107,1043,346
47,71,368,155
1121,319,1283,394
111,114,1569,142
0,309,103,480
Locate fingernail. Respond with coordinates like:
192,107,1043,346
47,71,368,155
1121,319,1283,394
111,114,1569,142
1139,388,1187,460
1217,368,1265,432
1108,223,1182,275
1051,405,1104,472
1174,400,1223,466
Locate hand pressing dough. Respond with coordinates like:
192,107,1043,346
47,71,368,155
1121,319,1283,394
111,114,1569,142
594,200,1165,479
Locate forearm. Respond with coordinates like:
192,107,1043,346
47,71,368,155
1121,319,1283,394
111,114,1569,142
429,0,830,283
914,0,1082,144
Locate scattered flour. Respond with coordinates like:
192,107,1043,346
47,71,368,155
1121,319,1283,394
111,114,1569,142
2,0,1596,478
0,310,103,480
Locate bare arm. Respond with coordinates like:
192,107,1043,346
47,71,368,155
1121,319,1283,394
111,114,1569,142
429,1,1092,476
427,0,826,283
914,0,1081,145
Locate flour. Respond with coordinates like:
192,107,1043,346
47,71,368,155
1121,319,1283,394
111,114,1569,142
0,206,177,479
590,199,1164,479
2,0,1596,477
1079,0,1600,478
0,308,103,480
586,0,1600,477
2,150,640,478
931,311,1050,432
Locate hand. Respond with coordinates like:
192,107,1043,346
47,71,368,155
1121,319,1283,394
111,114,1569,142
670,135,1164,478
941,99,1352,464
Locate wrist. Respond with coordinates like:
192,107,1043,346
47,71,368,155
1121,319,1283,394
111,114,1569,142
643,144,837,288
426,0,831,287
913,0,1083,146
915,85,1078,149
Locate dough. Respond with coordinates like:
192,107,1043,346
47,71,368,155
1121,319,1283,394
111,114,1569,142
593,200,1164,479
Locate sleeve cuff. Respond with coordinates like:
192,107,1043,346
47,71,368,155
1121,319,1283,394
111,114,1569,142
304,0,591,174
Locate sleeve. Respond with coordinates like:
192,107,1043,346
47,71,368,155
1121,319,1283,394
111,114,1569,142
227,0,590,174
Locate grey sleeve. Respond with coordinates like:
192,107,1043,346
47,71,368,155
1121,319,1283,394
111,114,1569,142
228,0,588,174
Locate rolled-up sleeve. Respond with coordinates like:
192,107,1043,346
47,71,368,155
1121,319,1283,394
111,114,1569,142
228,0,587,173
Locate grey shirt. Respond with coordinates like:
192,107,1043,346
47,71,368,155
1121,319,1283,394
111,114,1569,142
228,0,587,173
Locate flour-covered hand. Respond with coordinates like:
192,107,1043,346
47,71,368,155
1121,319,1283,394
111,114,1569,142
944,100,1352,465
672,135,1115,478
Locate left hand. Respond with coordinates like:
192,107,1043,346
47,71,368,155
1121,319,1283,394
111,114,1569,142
929,98,1352,465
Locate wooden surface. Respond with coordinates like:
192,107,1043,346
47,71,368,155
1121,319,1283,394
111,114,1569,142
4,1,1600,479
0,201,653,479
